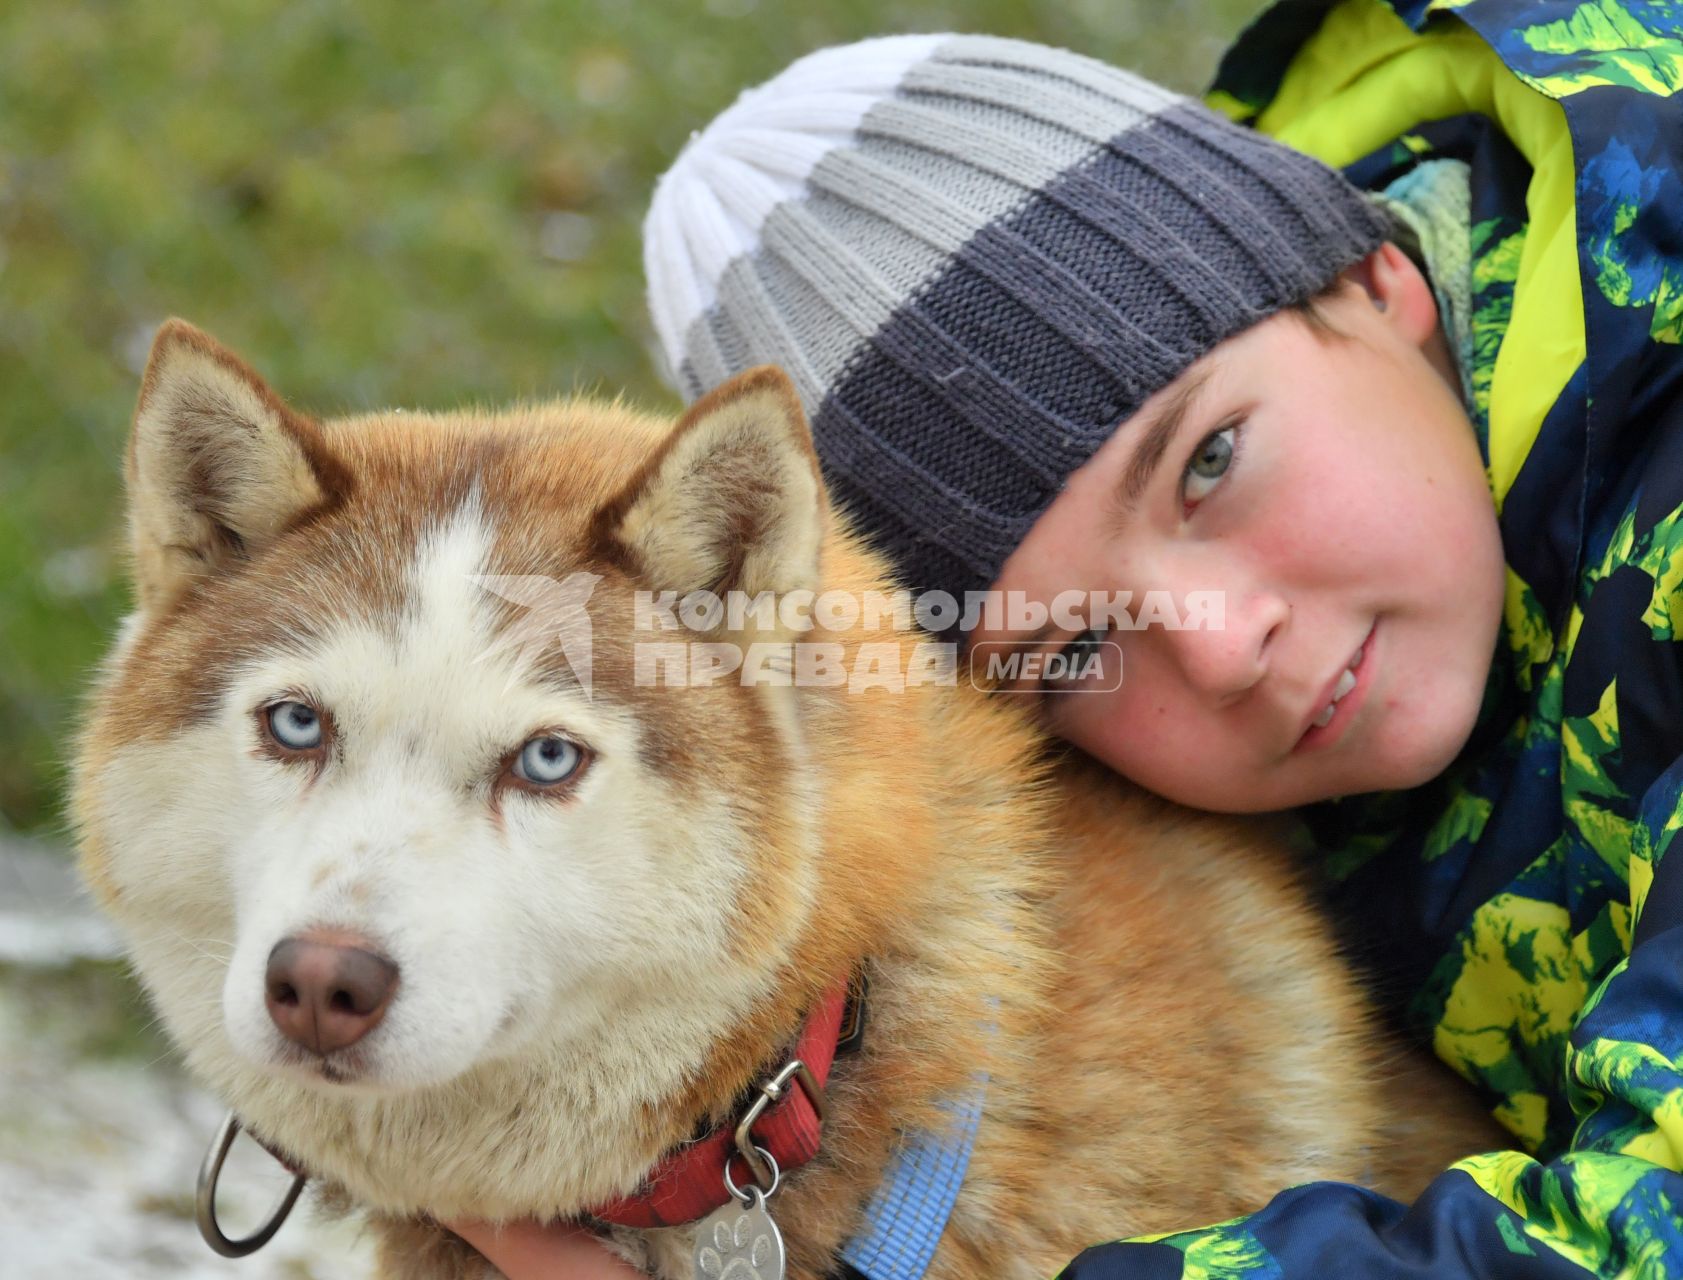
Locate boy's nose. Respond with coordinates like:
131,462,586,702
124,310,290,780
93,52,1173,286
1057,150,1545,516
1163,590,1287,703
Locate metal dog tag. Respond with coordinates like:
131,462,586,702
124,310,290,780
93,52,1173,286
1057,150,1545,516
694,1186,785,1280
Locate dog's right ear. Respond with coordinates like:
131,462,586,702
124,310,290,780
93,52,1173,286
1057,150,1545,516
592,366,825,606
125,319,347,615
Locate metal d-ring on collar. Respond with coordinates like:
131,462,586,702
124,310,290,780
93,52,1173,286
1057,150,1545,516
732,1058,828,1192
724,1143,782,1206
196,1110,309,1258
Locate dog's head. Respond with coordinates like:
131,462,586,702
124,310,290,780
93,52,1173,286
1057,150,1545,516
71,321,905,1209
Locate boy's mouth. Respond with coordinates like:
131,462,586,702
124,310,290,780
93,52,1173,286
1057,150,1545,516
1294,624,1376,752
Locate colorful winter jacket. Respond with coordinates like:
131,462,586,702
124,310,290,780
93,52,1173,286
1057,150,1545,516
1058,1,1683,1276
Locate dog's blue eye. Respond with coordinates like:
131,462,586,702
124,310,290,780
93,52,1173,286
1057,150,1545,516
515,736,582,786
267,701,322,751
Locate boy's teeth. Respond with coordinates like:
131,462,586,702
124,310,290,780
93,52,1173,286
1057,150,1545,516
1311,649,1365,733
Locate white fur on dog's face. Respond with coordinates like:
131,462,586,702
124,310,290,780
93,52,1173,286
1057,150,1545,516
94,500,771,1100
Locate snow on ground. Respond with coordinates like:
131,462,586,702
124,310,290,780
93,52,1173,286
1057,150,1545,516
0,835,376,1279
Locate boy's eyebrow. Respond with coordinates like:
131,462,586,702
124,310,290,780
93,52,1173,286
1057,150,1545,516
1113,365,1214,517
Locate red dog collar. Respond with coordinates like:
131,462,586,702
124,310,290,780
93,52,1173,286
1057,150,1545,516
198,980,860,1250
588,980,854,1229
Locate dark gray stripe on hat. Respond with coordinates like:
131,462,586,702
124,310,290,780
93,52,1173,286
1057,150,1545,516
810,100,1390,599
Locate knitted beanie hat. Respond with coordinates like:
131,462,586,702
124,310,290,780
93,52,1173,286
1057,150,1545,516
643,34,1390,607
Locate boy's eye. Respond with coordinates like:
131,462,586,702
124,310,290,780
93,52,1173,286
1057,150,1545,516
1183,424,1238,506
1041,626,1111,695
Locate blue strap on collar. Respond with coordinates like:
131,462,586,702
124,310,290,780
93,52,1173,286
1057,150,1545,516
837,1083,985,1280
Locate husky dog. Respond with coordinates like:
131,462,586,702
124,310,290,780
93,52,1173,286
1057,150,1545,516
73,321,1496,1280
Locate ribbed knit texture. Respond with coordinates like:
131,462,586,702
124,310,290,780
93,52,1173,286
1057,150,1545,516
645,35,1392,607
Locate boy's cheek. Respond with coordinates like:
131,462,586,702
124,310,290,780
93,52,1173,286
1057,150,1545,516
1057,687,1179,779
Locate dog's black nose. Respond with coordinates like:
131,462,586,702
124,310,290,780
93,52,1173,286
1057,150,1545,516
264,934,399,1055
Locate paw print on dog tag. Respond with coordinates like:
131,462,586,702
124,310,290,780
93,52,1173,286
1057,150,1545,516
693,1190,785,1280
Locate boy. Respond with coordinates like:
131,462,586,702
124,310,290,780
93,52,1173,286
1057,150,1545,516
460,3,1683,1276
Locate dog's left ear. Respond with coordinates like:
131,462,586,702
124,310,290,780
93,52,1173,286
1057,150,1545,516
593,366,825,601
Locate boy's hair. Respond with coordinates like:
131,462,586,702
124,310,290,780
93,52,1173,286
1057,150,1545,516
643,34,1392,616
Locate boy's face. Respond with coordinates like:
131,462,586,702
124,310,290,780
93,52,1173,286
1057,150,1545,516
982,244,1506,813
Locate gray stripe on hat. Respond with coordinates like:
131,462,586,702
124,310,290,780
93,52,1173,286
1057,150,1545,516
675,203,939,406
689,227,874,409
927,34,1184,117
899,62,1162,150
861,97,1108,196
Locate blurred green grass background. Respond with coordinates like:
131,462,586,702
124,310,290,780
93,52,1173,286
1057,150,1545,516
0,0,1260,834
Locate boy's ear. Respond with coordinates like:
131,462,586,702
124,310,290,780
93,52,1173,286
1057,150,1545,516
126,319,348,616
1344,242,1441,349
591,365,825,610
